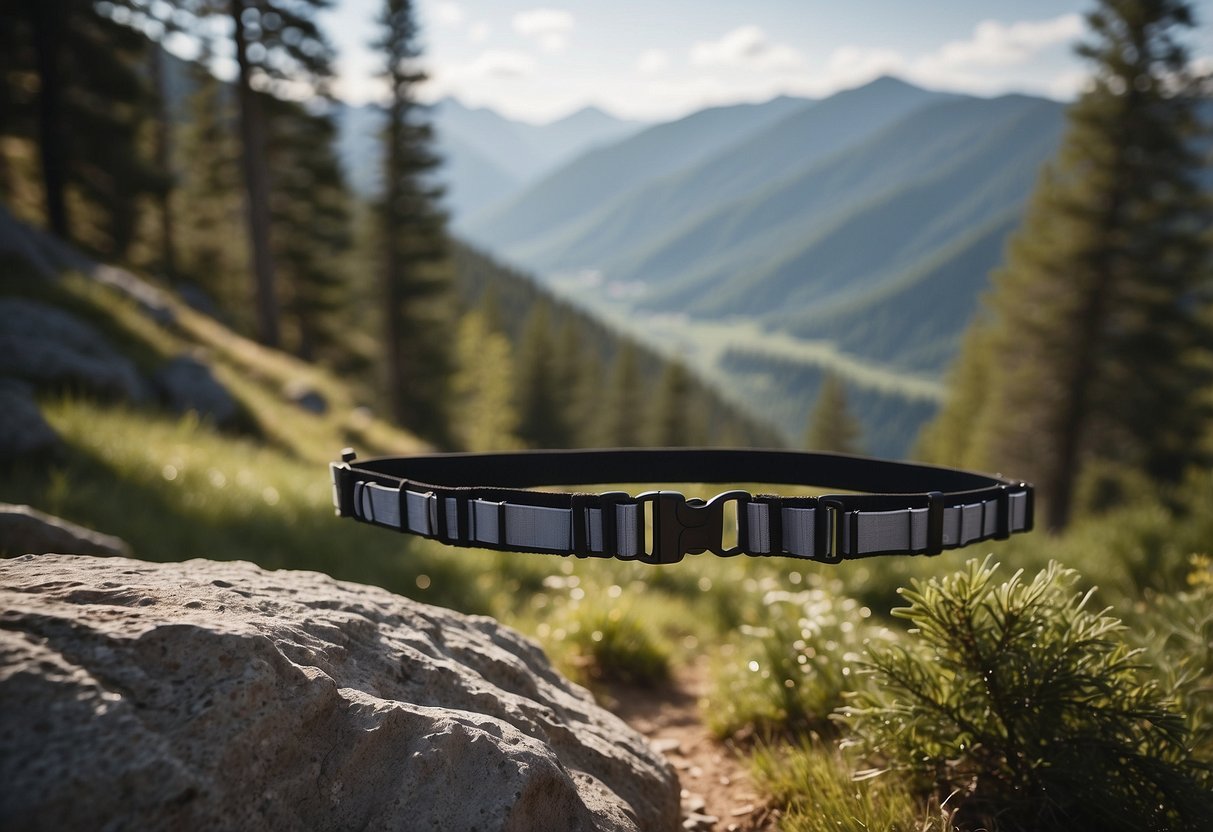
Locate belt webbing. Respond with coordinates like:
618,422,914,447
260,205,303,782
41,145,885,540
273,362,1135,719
330,448,1033,564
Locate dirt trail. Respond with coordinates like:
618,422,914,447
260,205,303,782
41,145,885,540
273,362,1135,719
600,661,779,831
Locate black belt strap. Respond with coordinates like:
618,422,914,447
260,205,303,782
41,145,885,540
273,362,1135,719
330,448,1033,564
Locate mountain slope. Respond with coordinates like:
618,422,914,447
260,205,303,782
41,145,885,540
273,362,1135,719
334,99,641,218
481,77,948,272
610,94,1060,297
461,95,814,247
652,95,1065,324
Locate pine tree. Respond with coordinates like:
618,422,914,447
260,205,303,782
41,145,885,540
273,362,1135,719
265,96,351,361
452,306,520,451
920,0,1212,529
514,302,574,447
224,0,335,346
0,0,162,256
598,344,646,447
805,372,862,454
176,54,250,319
376,0,453,443
650,361,705,447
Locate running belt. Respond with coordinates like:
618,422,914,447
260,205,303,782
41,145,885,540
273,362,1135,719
330,448,1033,564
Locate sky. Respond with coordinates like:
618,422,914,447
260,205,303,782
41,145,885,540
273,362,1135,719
321,0,1213,123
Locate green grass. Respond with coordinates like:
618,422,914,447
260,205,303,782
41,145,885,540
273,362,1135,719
750,741,956,832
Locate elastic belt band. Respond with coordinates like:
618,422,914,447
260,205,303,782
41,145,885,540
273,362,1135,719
331,447,1033,565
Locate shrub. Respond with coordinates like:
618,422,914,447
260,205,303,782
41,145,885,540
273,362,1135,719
707,581,891,739
840,557,1212,832
1134,558,1213,762
538,580,671,687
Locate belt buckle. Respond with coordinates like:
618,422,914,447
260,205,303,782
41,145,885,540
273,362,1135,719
636,490,749,564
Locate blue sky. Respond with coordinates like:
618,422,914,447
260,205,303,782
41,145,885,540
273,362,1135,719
321,0,1213,122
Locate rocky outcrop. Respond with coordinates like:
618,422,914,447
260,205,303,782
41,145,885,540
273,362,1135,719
0,505,130,556
0,555,679,831
0,379,59,458
0,297,151,402
153,354,239,427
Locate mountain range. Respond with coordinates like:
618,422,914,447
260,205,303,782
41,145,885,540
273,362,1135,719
444,77,1068,457
334,98,645,219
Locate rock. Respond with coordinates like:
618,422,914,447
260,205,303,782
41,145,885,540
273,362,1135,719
0,298,150,402
0,379,59,458
153,355,239,427
0,556,680,831
283,378,328,415
0,205,94,279
92,264,175,327
0,505,130,556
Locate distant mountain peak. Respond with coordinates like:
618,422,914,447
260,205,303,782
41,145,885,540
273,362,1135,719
861,74,924,92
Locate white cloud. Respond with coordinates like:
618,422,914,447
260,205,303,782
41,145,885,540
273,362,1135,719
513,8,574,53
921,14,1083,72
468,20,491,44
690,25,804,72
432,1,465,28
1047,69,1092,99
825,46,905,83
636,48,670,76
458,49,537,80
800,15,1086,99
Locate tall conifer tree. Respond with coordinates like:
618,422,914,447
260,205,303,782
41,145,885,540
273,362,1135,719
922,0,1212,529
598,344,646,447
514,302,574,447
176,54,250,318
0,0,160,255
376,0,453,443
224,0,335,346
804,372,862,454
650,361,704,447
265,96,351,361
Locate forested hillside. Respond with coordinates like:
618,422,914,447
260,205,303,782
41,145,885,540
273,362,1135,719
461,77,1069,453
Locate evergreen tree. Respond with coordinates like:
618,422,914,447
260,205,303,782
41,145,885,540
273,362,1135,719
265,96,351,362
224,0,335,346
375,0,452,443
176,54,250,319
598,344,646,447
920,0,1212,529
650,361,705,447
0,0,161,256
914,326,995,466
147,44,178,283
514,302,575,447
805,372,862,454
452,306,520,451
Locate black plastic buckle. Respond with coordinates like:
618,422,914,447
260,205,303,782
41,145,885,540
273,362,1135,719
636,491,749,565
330,448,357,517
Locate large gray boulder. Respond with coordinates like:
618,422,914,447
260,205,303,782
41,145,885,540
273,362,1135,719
153,354,239,427
0,555,679,831
0,504,130,556
0,379,59,458
0,297,150,402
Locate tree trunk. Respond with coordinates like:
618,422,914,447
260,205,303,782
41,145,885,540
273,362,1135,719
29,0,69,239
150,46,178,283
381,102,406,425
231,0,280,346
